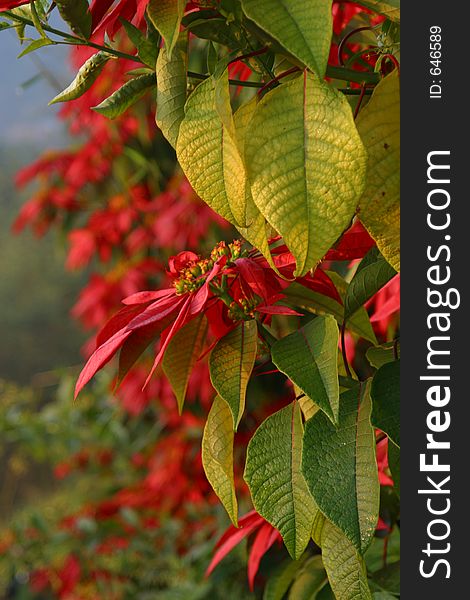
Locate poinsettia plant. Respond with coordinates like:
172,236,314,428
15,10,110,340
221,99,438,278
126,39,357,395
1,0,400,598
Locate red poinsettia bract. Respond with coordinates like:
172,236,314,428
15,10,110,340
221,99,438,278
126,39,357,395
74,240,344,399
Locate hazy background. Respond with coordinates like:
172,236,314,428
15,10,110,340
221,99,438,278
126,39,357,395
0,29,86,386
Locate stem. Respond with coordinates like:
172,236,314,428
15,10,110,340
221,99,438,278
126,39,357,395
3,10,142,63
4,10,381,87
341,321,352,379
258,66,300,95
338,26,376,67
187,71,264,88
382,535,389,568
393,338,399,360
228,47,269,66
353,83,367,119
326,64,380,84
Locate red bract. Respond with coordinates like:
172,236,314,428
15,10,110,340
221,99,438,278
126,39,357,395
74,239,344,398
206,510,281,589
0,1,28,8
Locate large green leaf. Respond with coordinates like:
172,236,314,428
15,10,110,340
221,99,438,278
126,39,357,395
354,0,400,22
271,316,339,423
371,360,400,447
92,73,156,119
162,314,208,414
147,0,185,57
233,97,280,275
321,520,372,600
49,51,114,105
344,248,396,320
244,401,319,559
288,555,327,599
302,384,380,554
176,71,247,226
209,320,257,429
357,70,400,271
156,31,188,148
202,396,238,526
245,72,367,276
55,0,91,38
241,0,333,77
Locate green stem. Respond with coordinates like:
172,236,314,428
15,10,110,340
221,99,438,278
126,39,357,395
326,65,380,84
187,70,263,88
4,10,381,87
3,10,141,62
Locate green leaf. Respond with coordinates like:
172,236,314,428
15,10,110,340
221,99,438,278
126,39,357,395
202,396,238,526
120,18,157,68
233,97,281,276
288,555,327,599
388,440,400,497
162,314,208,414
302,384,380,554
49,51,114,105
245,71,366,276
156,31,188,148
241,0,333,77
263,556,306,600
147,0,185,58
186,17,240,47
298,392,319,421
17,37,53,58
209,320,257,429
176,71,247,226
55,0,91,38
344,248,396,320
92,73,156,119
366,341,399,369
371,360,400,447
321,520,372,600
271,316,339,423
357,70,400,271
244,401,319,559
354,0,400,22
283,280,377,345
30,0,47,39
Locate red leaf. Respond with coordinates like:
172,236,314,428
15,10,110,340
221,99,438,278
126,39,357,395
122,288,174,305
297,269,343,305
75,328,133,399
0,1,29,8
256,305,302,316
96,303,148,347
247,523,279,590
206,511,264,577
90,0,116,31
325,221,375,261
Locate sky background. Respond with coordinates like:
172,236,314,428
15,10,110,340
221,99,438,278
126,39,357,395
0,24,71,146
